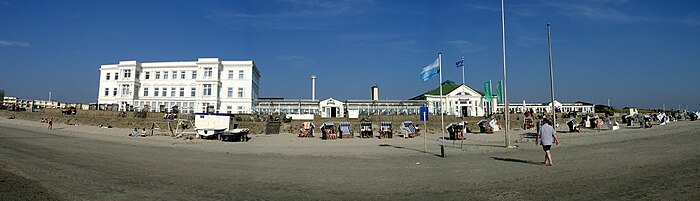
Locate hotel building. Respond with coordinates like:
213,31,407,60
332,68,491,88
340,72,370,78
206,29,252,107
97,58,260,114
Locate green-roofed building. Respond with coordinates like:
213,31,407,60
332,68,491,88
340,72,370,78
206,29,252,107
410,80,495,117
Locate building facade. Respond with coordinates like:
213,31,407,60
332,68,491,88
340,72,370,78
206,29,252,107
411,81,493,117
97,58,260,114
495,101,595,114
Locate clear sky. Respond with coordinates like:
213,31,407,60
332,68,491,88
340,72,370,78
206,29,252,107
1,0,699,111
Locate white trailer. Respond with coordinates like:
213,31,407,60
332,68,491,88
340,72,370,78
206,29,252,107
194,113,236,138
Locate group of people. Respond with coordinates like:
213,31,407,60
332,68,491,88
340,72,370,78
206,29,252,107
130,128,147,137
298,122,315,138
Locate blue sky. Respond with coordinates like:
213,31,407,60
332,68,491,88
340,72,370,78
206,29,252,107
1,0,699,110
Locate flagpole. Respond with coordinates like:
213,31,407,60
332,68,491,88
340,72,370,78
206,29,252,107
489,79,492,115
439,53,446,150
461,56,465,85
501,0,511,148
547,22,556,128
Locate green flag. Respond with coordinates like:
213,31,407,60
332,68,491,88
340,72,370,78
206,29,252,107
483,81,492,100
496,81,503,103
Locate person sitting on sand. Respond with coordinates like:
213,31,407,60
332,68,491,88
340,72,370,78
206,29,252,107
140,128,147,136
131,128,140,137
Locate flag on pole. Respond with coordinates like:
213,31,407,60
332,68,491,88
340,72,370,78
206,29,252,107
483,81,492,100
456,60,464,68
496,81,503,103
420,57,440,81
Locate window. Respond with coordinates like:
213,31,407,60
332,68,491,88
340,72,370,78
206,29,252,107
121,85,130,95
171,87,176,97
113,88,117,96
180,71,186,79
161,88,166,97
227,106,232,114
237,106,244,114
115,73,118,80
163,71,169,79
145,72,150,79
191,87,196,97
191,71,197,79
154,88,159,96
104,88,109,96
228,70,234,79
238,70,244,79
124,70,131,78
156,71,161,79
172,71,177,79
237,87,244,98
144,88,149,96
203,84,212,96
204,67,212,78
106,73,110,80
227,87,233,98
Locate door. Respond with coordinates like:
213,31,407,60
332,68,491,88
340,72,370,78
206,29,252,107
330,107,337,118
461,106,469,117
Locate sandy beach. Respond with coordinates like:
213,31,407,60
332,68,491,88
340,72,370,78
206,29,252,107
1,117,699,200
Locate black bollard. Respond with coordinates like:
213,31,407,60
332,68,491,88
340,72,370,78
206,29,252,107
440,145,445,158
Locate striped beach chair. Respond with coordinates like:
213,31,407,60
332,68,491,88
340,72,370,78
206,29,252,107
338,122,353,139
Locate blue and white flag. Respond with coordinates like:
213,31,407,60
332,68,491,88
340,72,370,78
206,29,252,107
420,57,440,81
456,60,464,68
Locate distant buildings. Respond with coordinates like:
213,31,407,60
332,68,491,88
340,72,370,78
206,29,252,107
2,96,67,109
97,58,260,114
254,80,595,119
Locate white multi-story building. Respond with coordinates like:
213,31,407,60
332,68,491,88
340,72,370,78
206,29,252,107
97,58,260,114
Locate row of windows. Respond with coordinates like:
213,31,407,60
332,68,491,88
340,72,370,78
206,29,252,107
104,86,246,98
105,68,246,81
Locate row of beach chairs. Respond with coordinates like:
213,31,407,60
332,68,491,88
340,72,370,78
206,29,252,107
300,121,419,140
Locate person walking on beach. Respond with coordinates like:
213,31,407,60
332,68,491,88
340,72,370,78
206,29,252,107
536,118,559,166
48,118,53,129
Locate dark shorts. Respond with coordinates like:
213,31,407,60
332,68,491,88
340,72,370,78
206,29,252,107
542,145,552,151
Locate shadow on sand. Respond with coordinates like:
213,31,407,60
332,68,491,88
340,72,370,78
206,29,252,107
379,144,442,158
491,157,543,166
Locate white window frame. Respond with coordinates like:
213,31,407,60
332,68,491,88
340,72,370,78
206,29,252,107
203,84,212,96
237,87,244,98
204,68,213,78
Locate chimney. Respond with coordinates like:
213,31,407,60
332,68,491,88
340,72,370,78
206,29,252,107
371,84,379,101
311,75,316,101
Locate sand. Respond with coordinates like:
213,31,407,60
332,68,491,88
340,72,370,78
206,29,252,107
1,115,699,200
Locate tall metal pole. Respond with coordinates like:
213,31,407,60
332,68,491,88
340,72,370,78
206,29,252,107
439,53,446,148
461,56,465,85
501,0,511,147
547,23,556,127
311,75,316,101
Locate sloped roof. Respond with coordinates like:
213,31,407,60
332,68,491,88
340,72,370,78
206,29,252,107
410,80,484,100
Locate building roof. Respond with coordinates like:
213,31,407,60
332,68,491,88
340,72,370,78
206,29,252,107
410,80,484,100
